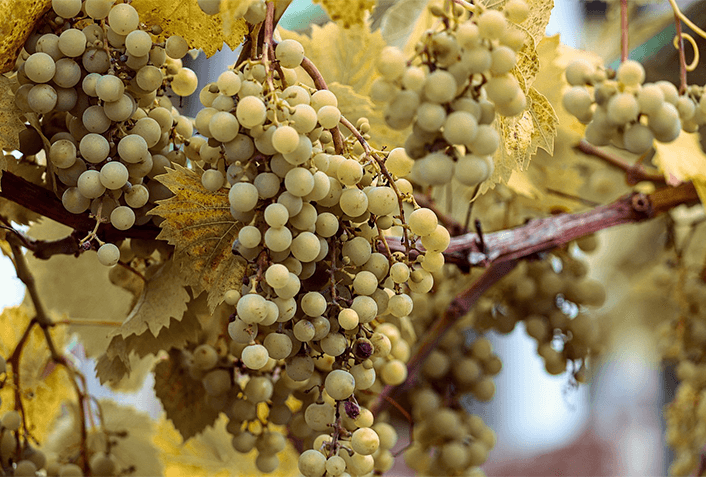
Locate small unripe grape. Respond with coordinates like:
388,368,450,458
110,206,136,231
616,59,645,86
171,67,198,96
275,39,304,68
2,410,21,431
201,169,225,191
325,369,356,400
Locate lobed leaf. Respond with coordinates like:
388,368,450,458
314,0,377,28
154,349,221,441
131,0,248,57
150,165,247,313
0,0,51,73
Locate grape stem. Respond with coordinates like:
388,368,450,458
620,0,628,63
5,227,91,472
672,9,689,95
575,139,666,185
373,182,700,415
299,56,345,154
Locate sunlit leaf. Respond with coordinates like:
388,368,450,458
0,305,72,444
313,0,377,28
0,0,51,73
150,165,247,312
131,0,248,57
0,75,25,154
280,22,386,96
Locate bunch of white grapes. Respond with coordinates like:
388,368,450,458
158,26,452,473
13,0,200,267
370,0,531,190
563,58,706,154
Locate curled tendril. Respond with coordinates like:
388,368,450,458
669,0,706,40
673,32,700,72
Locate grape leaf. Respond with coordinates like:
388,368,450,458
280,22,386,96
653,132,706,192
150,165,246,313
43,399,163,476
154,349,220,441
0,75,25,154
97,283,202,386
131,0,248,57
0,0,51,73
0,305,73,444
313,0,377,28
25,220,134,356
153,414,300,476
480,0,554,45
0,156,44,225
379,0,429,50
113,260,190,338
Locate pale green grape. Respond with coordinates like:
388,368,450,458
99,161,128,189
298,449,326,477
264,226,292,252
623,123,654,154
95,74,124,102
376,45,406,81
504,0,529,23
380,359,407,385
85,0,114,19
490,45,516,75
27,84,57,114
424,70,457,104
136,65,163,92
125,184,149,208
241,344,269,369
14,460,38,477
202,369,232,396
52,0,82,18
125,30,152,57
339,187,368,217
455,154,490,186
58,28,86,57
104,93,135,122
58,463,84,477
110,205,135,230
275,39,304,68
97,243,120,267
272,125,300,154
108,3,139,35
217,70,241,96
337,159,363,186
311,89,337,111
171,67,198,96
82,105,111,134
50,139,77,168
79,133,110,164
351,427,380,456
62,187,90,213
209,111,240,143
263,332,293,359
229,182,259,213
2,410,21,431
201,169,225,192
89,453,117,477
118,134,148,163
442,111,478,145
317,105,341,129
236,96,267,128
25,52,55,83
53,58,81,88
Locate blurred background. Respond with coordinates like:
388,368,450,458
3,0,706,475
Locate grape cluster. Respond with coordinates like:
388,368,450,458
13,0,198,264
370,0,531,190
654,269,706,476
1,409,49,477
563,58,706,154
147,29,451,473
403,390,496,476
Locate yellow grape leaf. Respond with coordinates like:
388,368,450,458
379,0,429,50
653,132,706,187
154,350,220,441
329,82,408,150
154,414,300,477
512,33,539,93
0,305,72,444
220,0,256,35
314,0,377,28
0,75,25,153
480,0,553,46
0,0,51,73
280,22,386,96
482,87,558,195
150,165,246,312
131,0,248,57
98,298,202,386
25,220,133,357
43,399,163,476
507,169,543,199
113,260,190,338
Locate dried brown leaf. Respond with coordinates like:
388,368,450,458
154,349,220,441
150,165,247,312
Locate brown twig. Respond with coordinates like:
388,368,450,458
576,139,666,185
620,0,629,62
674,9,689,95
299,57,345,155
